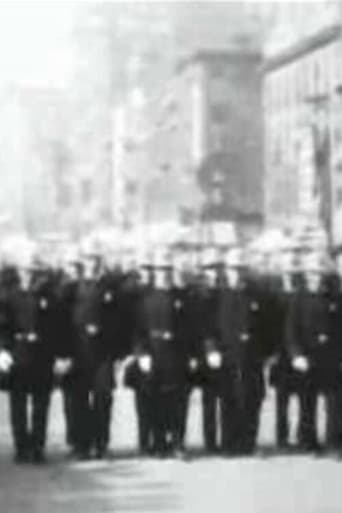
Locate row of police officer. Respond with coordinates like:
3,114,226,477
0,244,342,463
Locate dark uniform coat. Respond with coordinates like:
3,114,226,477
286,284,340,391
216,278,269,372
72,277,109,376
137,286,188,389
1,273,59,389
269,274,302,391
214,276,269,452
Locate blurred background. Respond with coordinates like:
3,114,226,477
0,1,340,259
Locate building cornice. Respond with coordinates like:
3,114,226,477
176,48,262,75
263,23,342,73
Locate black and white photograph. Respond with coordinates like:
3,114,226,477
0,0,342,511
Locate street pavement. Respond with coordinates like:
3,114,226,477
0,387,342,513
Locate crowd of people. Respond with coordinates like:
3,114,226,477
0,237,341,464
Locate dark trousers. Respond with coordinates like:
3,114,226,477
62,387,76,447
72,360,113,453
298,384,318,449
275,387,290,447
152,386,185,454
221,366,264,454
221,388,241,452
179,387,191,449
202,386,221,452
135,389,155,453
9,387,51,455
275,387,306,447
326,389,342,449
239,387,262,452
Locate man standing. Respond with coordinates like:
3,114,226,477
198,247,222,454
286,252,338,452
174,252,204,451
71,252,114,459
134,249,189,457
57,255,81,452
216,247,269,455
269,248,302,450
324,256,342,451
125,262,155,455
0,252,67,463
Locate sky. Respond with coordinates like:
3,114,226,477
0,1,77,88
0,0,335,89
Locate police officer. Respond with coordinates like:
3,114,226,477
286,251,338,451
269,248,302,450
173,249,203,451
198,246,222,454
0,251,67,463
57,255,80,452
122,258,154,456
216,246,269,455
134,248,188,457
168,248,204,453
321,255,342,451
103,252,143,449
70,251,114,459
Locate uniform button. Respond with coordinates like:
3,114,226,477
104,292,113,303
174,300,182,310
318,334,328,344
329,303,337,312
250,302,259,311
40,298,48,310
189,358,198,371
240,333,250,343
86,324,98,336
27,332,38,343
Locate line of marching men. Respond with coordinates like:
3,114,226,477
0,243,342,464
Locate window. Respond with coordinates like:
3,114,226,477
297,61,305,103
273,71,280,112
285,65,294,109
211,61,225,78
309,55,317,96
212,186,223,206
191,81,204,166
211,123,227,151
336,186,342,206
265,78,273,115
212,168,225,185
279,70,286,111
81,178,92,204
210,103,228,123
270,135,283,166
333,40,342,88
334,119,342,147
125,180,137,195
283,68,290,110
57,180,71,208
301,57,310,98
209,77,229,103
293,62,301,104
318,48,329,94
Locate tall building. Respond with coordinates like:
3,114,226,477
185,50,263,236
263,3,342,248
0,86,72,237
113,48,263,242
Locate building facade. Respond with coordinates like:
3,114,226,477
189,50,263,237
112,49,264,243
263,4,342,248
0,86,72,237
